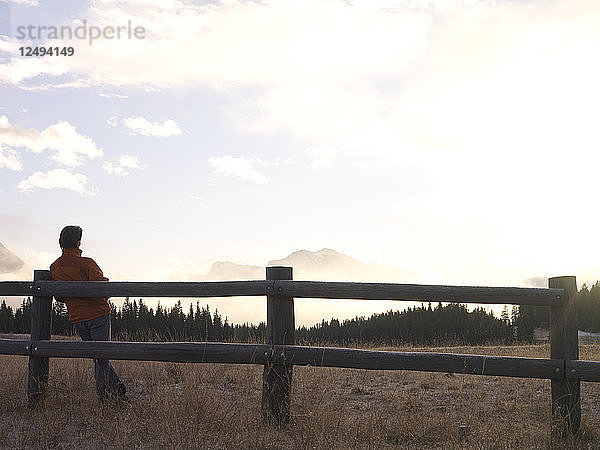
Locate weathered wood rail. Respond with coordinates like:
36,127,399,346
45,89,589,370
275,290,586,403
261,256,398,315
0,268,596,437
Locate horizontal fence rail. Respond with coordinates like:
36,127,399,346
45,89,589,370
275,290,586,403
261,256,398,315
3,339,600,382
1,280,273,298
0,280,565,306
566,360,600,382
0,281,33,296
277,281,565,306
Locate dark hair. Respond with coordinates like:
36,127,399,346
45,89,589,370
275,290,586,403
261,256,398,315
59,225,82,249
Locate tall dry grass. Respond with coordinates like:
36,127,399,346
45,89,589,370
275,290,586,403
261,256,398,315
1,342,599,449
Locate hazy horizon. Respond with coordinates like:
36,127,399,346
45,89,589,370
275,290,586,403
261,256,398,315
0,242,594,327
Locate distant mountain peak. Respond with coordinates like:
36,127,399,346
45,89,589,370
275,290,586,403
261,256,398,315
203,260,263,280
270,248,359,264
315,248,344,256
199,248,418,283
0,242,25,274
268,248,419,282
290,248,341,255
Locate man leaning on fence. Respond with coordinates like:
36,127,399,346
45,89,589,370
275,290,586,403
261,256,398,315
50,225,129,405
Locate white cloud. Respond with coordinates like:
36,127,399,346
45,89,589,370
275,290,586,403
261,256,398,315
17,168,93,195
103,154,145,176
122,116,182,137
353,160,368,170
119,154,143,168
0,115,40,148
39,121,103,166
305,145,337,170
99,93,129,99
1,0,39,5
102,162,125,176
208,155,271,184
106,116,118,127
0,145,22,171
0,44,69,85
0,115,102,167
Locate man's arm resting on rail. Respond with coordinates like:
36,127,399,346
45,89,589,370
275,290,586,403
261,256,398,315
87,259,110,299
87,259,109,282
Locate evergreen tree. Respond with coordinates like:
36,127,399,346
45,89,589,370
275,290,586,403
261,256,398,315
501,305,510,325
516,305,534,343
0,300,14,333
13,297,32,333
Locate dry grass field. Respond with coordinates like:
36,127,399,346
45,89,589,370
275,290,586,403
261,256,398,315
1,340,599,449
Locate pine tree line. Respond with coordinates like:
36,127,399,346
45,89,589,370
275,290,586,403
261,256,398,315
0,298,266,343
110,298,266,342
297,303,519,346
0,298,523,345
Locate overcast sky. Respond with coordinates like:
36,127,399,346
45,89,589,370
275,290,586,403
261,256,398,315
1,0,599,323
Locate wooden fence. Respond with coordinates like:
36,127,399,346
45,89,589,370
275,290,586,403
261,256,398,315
0,267,598,437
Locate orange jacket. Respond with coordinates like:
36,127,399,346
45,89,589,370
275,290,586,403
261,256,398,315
49,248,110,323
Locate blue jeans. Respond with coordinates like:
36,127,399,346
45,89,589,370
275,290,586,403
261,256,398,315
74,314,125,403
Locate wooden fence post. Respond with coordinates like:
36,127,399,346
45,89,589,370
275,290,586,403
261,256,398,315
28,269,52,408
549,276,580,436
262,266,294,424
